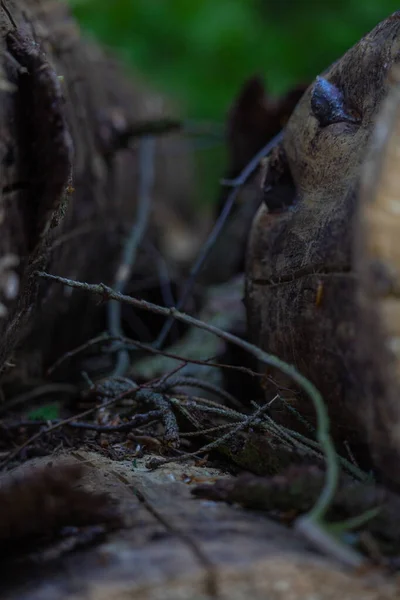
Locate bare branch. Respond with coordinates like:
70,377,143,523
155,130,283,348
36,270,339,523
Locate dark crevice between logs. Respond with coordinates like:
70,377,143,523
6,30,72,254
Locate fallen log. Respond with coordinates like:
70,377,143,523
0,0,204,384
2,452,399,600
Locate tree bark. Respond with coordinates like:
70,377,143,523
0,0,201,384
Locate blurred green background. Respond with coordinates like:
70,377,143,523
68,1,400,208
70,0,399,120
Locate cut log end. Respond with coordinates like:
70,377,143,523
245,16,400,488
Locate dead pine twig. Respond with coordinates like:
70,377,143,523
146,396,278,469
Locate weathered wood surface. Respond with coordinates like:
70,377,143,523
2,452,399,600
246,13,400,483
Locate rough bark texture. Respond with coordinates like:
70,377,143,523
245,13,400,480
0,0,203,384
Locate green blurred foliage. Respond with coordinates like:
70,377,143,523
70,0,399,120
27,403,60,421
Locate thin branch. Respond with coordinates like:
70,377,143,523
173,401,244,421
47,332,263,381
108,136,155,377
36,270,338,523
172,394,246,419
46,333,109,376
279,397,316,433
5,410,162,433
116,118,181,144
220,131,283,187
135,388,179,446
124,338,261,379
154,185,241,347
143,241,176,312
154,130,283,349
113,117,224,147
257,419,367,482
146,361,190,390
181,422,240,437
160,375,242,409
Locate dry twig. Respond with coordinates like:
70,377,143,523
155,131,284,347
